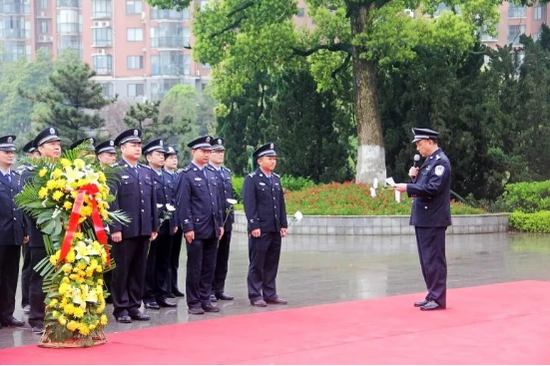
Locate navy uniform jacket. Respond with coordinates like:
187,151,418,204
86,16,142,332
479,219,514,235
0,170,25,246
109,160,159,239
407,148,452,228
209,164,234,232
176,163,223,240
152,168,178,236
165,169,181,228
242,169,288,233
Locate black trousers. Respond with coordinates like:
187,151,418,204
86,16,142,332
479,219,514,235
28,246,47,328
415,226,447,307
212,230,232,295
144,224,173,303
111,237,149,317
247,232,281,302
0,246,21,323
170,229,183,293
185,238,217,309
20,243,31,308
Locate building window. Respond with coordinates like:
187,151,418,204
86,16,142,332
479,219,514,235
127,56,143,69
297,7,305,17
508,3,526,19
182,7,190,20
126,0,142,14
93,55,112,75
92,0,112,18
92,28,112,46
127,28,143,41
40,21,48,34
508,25,526,44
57,0,82,7
128,84,144,97
534,5,542,20
202,63,210,69
41,0,48,9
101,83,114,98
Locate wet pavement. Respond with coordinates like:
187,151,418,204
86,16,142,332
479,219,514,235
1,232,549,349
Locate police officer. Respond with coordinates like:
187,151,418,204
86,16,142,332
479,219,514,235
19,139,39,315
164,146,185,298
69,137,96,151
109,129,159,323
176,136,223,314
26,127,62,335
395,127,452,311
208,137,234,302
243,142,288,307
95,139,117,167
0,135,27,330
143,138,178,309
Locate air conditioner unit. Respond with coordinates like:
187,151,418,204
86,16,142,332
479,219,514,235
141,12,146,22
47,36,53,42
404,9,414,18
38,35,46,42
98,49,106,55
142,47,147,52
93,21,100,27
40,12,45,17
101,21,110,27
196,70,200,76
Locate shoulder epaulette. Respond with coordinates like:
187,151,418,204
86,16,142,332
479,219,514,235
206,165,216,171
222,166,231,173
138,163,151,169
182,165,192,173
12,169,21,176
273,172,280,178
248,172,256,178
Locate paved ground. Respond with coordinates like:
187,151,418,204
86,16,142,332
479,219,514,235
1,231,549,349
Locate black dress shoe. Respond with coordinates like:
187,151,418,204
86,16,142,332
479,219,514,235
188,307,205,315
1,317,25,327
130,312,150,321
210,294,218,302
265,297,288,305
158,299,177,307
172,288,185,297
166,293,175,298
420,300,446,311
414,299,429,307
32,325,44,335
144,301,160,310
216,293,234,301
202,304,220,313
116,315,132,323
250,299,267,307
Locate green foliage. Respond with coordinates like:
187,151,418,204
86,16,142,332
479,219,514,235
280,175,316,192
509,211,550,233
501,180,550,213
284,182,485,215
20,53,116,144
231,176,244,203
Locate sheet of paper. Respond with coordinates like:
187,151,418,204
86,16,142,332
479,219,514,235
385,177,396,187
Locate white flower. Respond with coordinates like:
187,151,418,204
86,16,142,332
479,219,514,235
52,207,62,219
293,211,303,221
370,187,376,197
166,204,176,212
373,178,379,189
157,204,164,208
226,198,238,205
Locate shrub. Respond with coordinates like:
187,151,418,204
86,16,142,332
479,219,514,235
501,180,550,213
231,176,244,203
509,211,550,233
280,175,316,192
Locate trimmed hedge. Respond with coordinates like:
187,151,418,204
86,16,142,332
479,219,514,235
501,180,550,213
509,211,550,233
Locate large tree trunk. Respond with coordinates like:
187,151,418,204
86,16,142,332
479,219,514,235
350,4,387,184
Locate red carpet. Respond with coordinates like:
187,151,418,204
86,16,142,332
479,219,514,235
1,281,549,364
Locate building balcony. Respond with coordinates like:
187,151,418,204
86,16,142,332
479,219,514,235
0,28,30,40
151,36,190,49
3,52,30,61
91,11,111,19
151,64,188,76
150,9,185,21
92,39,112,47
57,0,81,8
58,22,82,34
37,35,54,43
0,2,30,14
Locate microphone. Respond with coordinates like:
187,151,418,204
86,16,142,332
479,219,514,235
413,154,421,168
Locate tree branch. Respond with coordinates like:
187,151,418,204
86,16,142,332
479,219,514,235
211,15,246,37
292,43,353,57
227,1,254,17
332,53,352,78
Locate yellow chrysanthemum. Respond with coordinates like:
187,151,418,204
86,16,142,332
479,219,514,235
49,299,58,307
38,187,49,199
73,307,85,318
74,232,84,240
67,320,78,331
78,323,90,336
66,250,76,263
100,314,108,325
63,201,72,211
96,266,103,273
61,263,72,274
49,254,57,265
80,206,93,217
61,158,72,168
52,168,63,179
46,180,57,190
52,190,64,201
38,168,48,177
62,277,70,284
64,303,75,315
85,268,94,277
97,278,104,286
59,282,70,295
61,298,68,307
58,316,67,326
77,262,87,271
56,179,67,189
69,273,80,281
74,159,85,170
52,311,60,319
98,172,107,183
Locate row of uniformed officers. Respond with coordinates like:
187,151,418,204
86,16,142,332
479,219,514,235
0,127,289,334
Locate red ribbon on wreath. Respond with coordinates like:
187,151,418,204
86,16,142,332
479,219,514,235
58,184,110,265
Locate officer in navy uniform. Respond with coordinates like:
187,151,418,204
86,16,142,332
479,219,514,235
95,139,117,304
143,138,178,309
69,137,96,151
109,129,159,323
176,136,223,314
26,127,62,334
164,146,185,298
0,135,27,329
243,142,288,307
208,137,234,302
19,139,39,315
395,128,452,311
